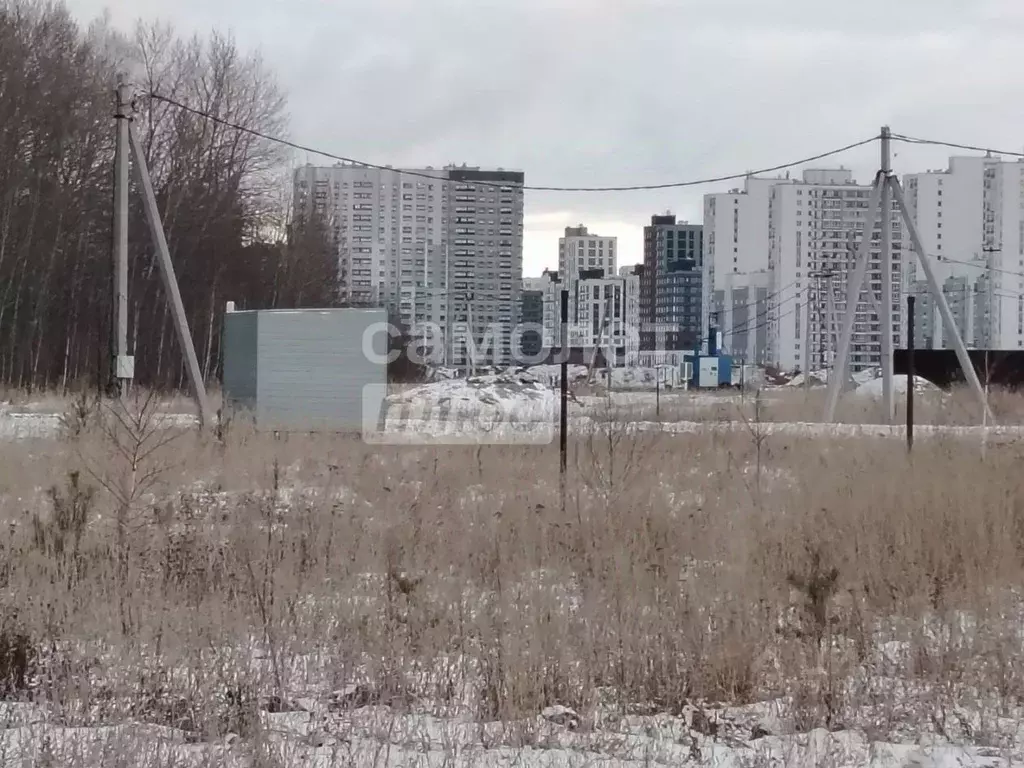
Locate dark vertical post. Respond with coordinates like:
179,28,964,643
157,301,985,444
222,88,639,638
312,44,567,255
559,289,568,512
656,372,661,419
906,294,915,452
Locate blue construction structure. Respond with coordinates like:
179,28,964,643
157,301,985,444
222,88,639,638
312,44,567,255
685,327,733,388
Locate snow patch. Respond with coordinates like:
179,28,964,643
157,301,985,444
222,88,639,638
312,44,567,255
385,369,559,428
856,374,941,398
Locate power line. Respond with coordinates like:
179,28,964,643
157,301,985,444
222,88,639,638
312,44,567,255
725,286,807,336
716,281,798,338
724,288,802,335
737,297,804,336
925,255,1024,281
147,91,880,193
716,280,797,320
890,133,1024,159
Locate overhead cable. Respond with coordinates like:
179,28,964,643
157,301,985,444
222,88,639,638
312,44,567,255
725,286,807,336
890,133,1024,159
715,281,797,320
148,92,879,193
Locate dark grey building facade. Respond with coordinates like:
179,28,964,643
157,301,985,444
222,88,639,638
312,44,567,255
641,214,704,350
519,287,544,358
446,167,525,368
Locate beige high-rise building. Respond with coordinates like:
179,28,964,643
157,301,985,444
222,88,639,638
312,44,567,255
294,163,525,366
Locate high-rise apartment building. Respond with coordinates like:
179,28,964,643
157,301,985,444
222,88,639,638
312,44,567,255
445,167,525,367
641,214,703,351
700,157,1024,372
710,269,774,365
519,277,546,359
703,176,790,358
704,170,904,372
557,224,617,340
558,225,617,283
567,266,641,365
768,169,903,373
903,156,1024,350
532,270,564,348
293,163,525,367
293,164,448,308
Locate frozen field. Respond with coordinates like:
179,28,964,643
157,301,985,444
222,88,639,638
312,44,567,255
1,388,1022,766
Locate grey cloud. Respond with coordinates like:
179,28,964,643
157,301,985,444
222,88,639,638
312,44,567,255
66,0,1024,269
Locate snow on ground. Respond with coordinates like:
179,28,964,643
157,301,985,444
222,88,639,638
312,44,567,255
2,390,1019,444
0,693,1016,767
787,367,883,389
0,411,60,440
524,364,590,386
786,370,826,388
378,414,1024,443
387,369,557,419
856,374,942,398
0,407,198,440
2,407,1023,764
605,367,659,389
525,366,681,391
381,370,559,442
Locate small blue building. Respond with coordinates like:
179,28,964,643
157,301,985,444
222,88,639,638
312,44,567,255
685,328,733,388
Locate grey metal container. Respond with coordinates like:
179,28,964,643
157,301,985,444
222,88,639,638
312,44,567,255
222,306,388,432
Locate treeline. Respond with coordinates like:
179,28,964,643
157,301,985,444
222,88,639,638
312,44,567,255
0,1,337,392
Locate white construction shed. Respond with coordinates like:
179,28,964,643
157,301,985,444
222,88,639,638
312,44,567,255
221,305,388,431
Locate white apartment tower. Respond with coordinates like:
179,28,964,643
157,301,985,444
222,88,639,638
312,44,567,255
903,156,1024,350
293,164,448,308
704,175,791,363
766,169,904,372
294,163,525,367
531,270,564,348
618,264,642,334
555,224,619,354
558,225,617,282
567,266,641,365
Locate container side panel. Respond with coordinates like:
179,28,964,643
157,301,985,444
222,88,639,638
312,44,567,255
256,310,388,431
222,312,259,415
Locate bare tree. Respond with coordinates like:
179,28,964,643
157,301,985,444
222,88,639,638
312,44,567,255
0,3,336,393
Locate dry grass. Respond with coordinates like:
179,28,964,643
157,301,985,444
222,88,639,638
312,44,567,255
0,383,221,415
584,383,1024,427
0,391,1023,763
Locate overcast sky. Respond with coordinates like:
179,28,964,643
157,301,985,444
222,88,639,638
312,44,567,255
66,0,1024,275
